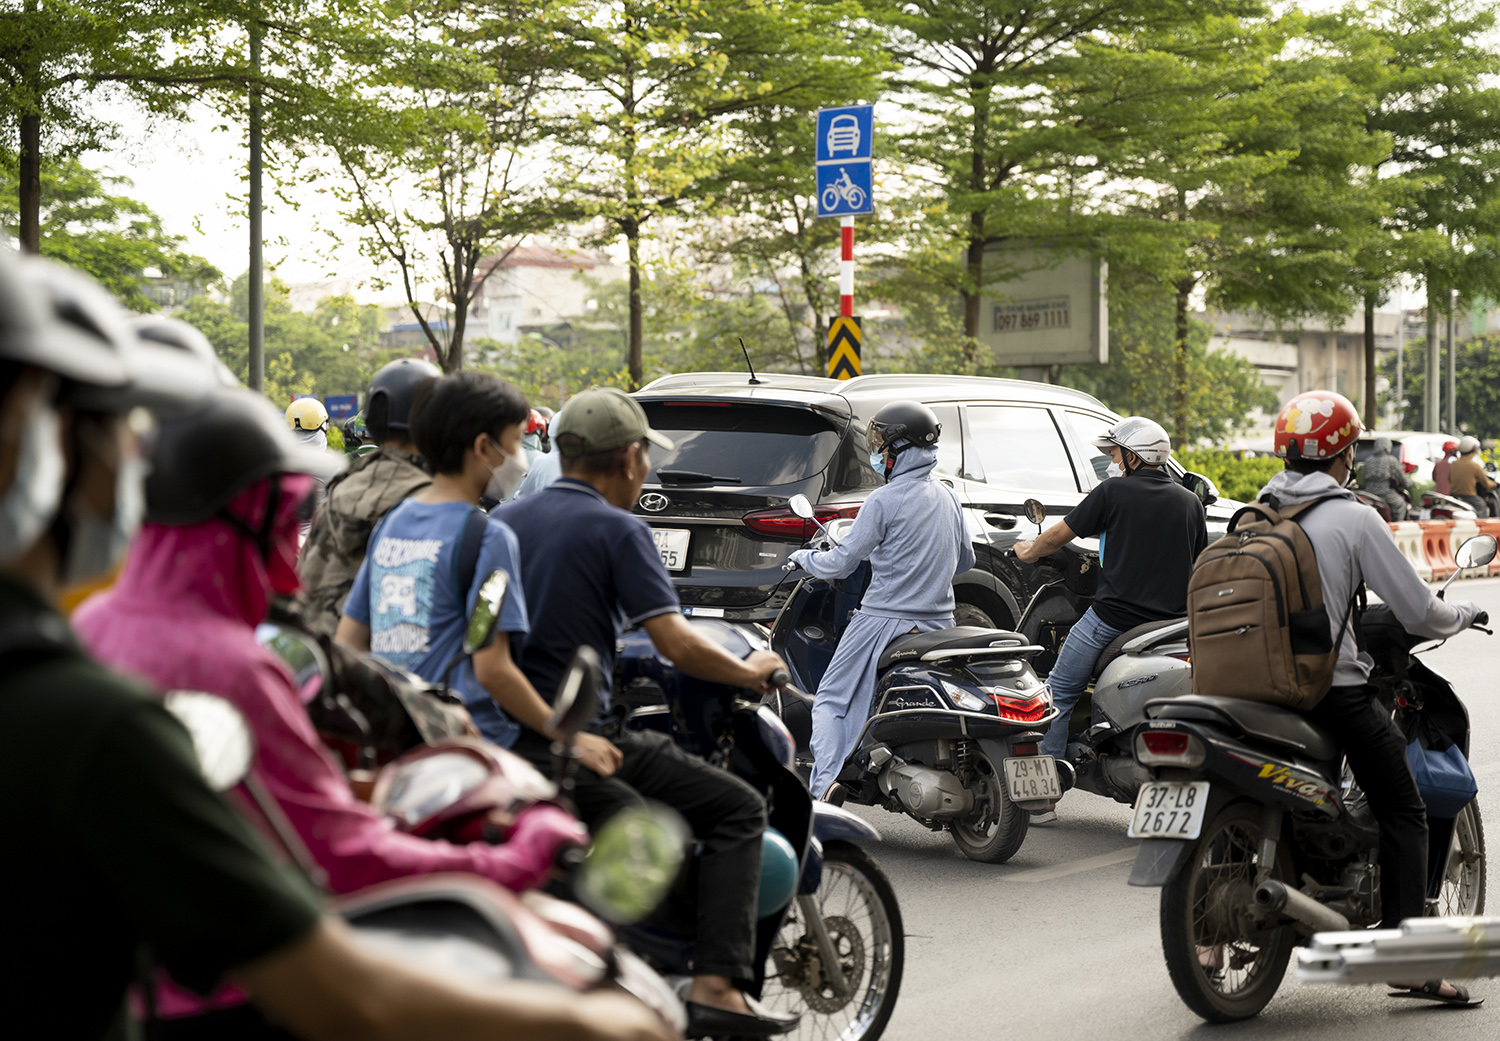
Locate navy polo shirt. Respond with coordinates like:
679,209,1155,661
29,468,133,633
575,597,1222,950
490,478,680,720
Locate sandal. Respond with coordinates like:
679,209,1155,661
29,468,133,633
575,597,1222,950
1387,980,1483,1007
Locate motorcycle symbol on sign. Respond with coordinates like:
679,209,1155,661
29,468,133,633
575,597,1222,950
821,168,867,211
826,114,861,156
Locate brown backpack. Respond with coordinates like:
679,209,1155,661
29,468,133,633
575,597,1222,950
1187,497,1354,709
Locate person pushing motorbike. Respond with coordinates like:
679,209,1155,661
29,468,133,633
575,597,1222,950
1256,391,1485,1007
1014,416,1206,824
787,401,975,804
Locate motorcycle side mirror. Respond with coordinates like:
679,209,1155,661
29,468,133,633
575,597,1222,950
1023,498,1046,533
255,623,330,704
164,690,255,792
547,645,605,742
788,494,815,520
574,804,689,925
463,570,511,656
1181,470,1220,507
1455,534,1497,570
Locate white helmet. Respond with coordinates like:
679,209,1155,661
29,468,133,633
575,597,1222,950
1093,416,1172,466
1458,435,1480,455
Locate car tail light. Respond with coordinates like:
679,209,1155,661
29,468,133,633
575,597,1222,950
1134,728,1206,767
1399,444,1418,474
741,503,860,539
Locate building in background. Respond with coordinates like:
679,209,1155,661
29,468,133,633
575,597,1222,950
469,245,625,345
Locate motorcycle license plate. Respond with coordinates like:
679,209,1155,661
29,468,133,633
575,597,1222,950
1128,781,1211,840
1004,756,1061,803
652,528,691,572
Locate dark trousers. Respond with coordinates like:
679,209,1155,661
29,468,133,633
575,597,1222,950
512,726,766,982
1306,684,1429,925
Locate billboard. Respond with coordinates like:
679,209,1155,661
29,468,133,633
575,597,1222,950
977,245,1107,367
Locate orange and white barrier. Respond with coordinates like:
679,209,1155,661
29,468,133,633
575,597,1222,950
1388,522,1432,582
1419,520,1458,581
1477,519,1500,577
1450,519,1485,579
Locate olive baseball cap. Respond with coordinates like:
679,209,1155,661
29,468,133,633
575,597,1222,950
554,386,674,457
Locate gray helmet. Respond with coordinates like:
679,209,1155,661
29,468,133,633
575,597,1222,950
1093,416,1171,466
145,388,343,525
131,315,239,389
8,252,213,414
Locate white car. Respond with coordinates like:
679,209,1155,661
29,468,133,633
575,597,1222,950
1354,430,1455,487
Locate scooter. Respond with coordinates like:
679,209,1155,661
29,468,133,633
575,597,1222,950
616,616,906,1041
1125,533,1495,1023
749,494,1060,865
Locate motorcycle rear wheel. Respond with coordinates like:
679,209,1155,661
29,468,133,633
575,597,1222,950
1160,801,1295,1023
948,751,1028,863
760,840,904,1041
1434,801,1486,916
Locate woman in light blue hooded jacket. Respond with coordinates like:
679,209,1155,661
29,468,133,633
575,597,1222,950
789,400,975,800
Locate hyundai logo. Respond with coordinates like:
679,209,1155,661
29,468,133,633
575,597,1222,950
638,492,671,513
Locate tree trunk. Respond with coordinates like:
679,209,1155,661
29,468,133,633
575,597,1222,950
627,224,643,390
1423,265,1439,432
18,113,41,254
1362,291,1377,428
1173,277,1193,445
962,227,984,341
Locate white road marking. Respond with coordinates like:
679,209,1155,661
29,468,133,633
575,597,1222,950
1003,847,1137,883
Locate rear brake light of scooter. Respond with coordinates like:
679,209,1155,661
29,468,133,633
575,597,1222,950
1134,728,1206,767
989,689,1050,723
741,503,860,539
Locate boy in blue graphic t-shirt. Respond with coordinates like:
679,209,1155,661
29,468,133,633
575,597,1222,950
341,371,582,754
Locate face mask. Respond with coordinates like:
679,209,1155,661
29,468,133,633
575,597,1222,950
1105,462,1124,479
485,445,529,501
61,455,146,587
0,404,66,563
296,427,328,453
870,451,890,476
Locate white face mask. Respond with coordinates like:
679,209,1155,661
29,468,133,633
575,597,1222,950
0,403,66,563
1105,461,1124,479
61,454,146,587
484,445,530,501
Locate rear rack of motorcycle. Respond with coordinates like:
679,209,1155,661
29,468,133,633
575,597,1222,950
920,642,1045,663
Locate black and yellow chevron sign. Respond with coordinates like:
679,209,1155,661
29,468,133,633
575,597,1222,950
827,316,862,380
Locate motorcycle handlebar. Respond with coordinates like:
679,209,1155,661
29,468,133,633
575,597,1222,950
769,668,791,688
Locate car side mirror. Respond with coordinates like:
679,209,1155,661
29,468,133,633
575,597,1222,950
463,570,511,656
164,690,255,792
547,645,604,742
1181,471,1220,507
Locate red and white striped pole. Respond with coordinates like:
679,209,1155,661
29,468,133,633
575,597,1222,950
839,216,854,317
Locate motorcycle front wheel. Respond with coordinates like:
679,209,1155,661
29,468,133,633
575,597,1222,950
760,840,904,1041
1160,801,1295,1023
1434,801,1486,915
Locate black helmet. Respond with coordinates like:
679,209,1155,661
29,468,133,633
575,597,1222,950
867,400,941,458
145,388,343,525
366,357,441,434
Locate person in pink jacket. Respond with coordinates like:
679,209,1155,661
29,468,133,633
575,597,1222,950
74,388,585,1035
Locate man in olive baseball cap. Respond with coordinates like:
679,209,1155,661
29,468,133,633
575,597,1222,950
553,386,675,457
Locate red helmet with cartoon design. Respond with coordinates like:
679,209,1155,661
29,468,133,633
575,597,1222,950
1273,391,1363,460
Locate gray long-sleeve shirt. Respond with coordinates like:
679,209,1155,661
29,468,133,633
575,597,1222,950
789,446,975,621
1259,470,1480,687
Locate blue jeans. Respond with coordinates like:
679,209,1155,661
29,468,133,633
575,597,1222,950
1039,607,1125,762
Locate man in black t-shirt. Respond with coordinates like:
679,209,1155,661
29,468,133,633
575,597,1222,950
1015,416,1207,823
0,250,669,1041
492,387,799,1039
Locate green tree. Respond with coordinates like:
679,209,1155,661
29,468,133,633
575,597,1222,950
548,0,874,388
1386,335,1500,441
0,156,218,310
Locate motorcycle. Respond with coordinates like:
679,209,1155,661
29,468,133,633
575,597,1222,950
731,494,1060,866
1124,533,1496,1022
1420,489,1481,521
616,613,906,1041
1006,498,1192,806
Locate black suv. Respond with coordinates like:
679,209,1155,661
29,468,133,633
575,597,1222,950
633,372,1237,626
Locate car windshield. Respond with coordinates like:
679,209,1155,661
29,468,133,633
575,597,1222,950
641,402,844,488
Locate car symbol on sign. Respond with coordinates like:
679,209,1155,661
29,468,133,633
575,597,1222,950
826,114,860,156
638,492,671,513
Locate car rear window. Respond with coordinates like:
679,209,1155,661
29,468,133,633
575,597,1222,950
641,402,845,488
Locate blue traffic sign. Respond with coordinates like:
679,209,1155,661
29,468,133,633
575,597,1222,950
323,393,359,419
816,163,874,217
816,105,873,164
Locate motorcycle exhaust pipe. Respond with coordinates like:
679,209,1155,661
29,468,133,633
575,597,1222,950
1254,880,1350,933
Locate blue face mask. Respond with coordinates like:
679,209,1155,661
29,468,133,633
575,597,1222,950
870,451,886,474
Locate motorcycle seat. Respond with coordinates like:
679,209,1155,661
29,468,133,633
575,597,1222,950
878,626,1032,671
1145,694,1339,762
1091,617,1187,681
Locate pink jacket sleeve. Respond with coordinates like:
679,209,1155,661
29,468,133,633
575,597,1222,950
239,657,580,894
